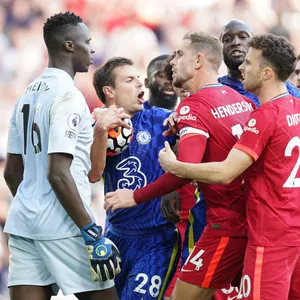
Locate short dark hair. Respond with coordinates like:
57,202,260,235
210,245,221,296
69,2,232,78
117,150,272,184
248,34,296,81
147,55,169,78
297,54,300,61
93,57,133,104
43,12,83,50
183,32,223,72
164,52,176,81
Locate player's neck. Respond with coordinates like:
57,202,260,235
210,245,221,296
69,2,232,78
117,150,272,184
227,68,243,81
257,81,288,105
48,57,76,79
187,73,219,94
148,95,177,110
147,95,157,108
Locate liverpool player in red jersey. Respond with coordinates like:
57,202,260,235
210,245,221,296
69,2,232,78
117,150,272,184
105,32,255,299
159,34,300,300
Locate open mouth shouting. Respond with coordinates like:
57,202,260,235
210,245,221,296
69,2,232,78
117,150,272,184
137,91,145,104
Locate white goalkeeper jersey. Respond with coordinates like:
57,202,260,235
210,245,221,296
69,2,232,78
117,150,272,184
4,68,94,240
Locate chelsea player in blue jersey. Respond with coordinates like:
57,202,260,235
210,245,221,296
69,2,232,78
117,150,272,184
218,19,300,106
90,57,181,299
143,54,178,110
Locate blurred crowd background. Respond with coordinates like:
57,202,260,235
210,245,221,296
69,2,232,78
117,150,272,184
1,0,300,298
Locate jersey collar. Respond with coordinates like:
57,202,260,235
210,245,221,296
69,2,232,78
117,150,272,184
269,92,289,102
199,83,223,91
44,68,75,85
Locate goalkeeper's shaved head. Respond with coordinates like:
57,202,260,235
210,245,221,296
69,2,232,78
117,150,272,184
43,11,94,74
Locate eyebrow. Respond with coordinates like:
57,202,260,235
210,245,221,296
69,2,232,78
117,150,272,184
123,75,140,80
223,31,251,37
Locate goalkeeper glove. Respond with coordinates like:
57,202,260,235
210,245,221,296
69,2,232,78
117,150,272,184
81,222,121,281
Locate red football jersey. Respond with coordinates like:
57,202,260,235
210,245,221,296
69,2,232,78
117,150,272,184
176,84,255,237
234,93,300,246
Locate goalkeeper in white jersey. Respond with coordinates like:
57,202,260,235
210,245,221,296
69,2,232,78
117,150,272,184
3,11,126,300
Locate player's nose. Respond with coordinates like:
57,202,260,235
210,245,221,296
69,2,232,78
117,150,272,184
238,61,245,72
231,36,241,46
137,78,143,88
170,56,176,66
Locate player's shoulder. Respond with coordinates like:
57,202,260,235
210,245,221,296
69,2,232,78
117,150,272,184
249,99,277,121
218,75,241,89
41,68,83,99
146,106,173,119
186,84,244,103
176,93,205,117
220,84,247,98
178,93,201,106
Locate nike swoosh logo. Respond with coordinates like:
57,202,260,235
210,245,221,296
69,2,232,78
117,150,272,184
227,295,238,300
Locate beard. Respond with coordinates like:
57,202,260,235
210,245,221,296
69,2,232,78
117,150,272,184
243,76,263,95
173,74,186,89
149,84,178,109
223,52,244,72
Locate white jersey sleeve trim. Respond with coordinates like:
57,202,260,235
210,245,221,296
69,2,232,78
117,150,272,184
179,126,209,139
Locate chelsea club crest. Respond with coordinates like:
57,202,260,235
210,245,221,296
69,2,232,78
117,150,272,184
136,131,151,145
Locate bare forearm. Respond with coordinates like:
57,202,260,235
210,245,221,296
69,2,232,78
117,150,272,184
171,160,232,184
170,148,254,185
48,172,92,228
89,127,108,183
5,176,23,197
4,154,24,196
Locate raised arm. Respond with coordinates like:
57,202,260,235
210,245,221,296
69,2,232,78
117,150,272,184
159,143,254,184
88,106,130,183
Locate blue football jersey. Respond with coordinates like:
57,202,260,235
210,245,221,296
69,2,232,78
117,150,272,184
218,75,300,107
104,107,177,230
143,100,151,109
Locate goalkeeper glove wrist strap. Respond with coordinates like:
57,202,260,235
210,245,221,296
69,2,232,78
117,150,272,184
81,222,102,245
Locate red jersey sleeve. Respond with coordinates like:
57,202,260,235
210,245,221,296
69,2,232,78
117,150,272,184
176,95,210,140
234,106,276,161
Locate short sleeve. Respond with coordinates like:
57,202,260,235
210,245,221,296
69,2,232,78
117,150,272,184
7,103,22,154
176,95,209,140
48,90,86,156
234,106,276,161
